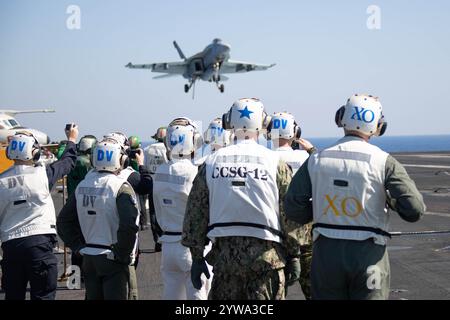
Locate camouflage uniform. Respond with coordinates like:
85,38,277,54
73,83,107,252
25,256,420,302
298,223,312,299
182,161,302,300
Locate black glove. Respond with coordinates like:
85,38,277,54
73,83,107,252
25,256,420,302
284,257,301,287
191,258,211,290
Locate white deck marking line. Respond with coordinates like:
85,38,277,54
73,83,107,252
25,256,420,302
398,154,450,158
425,211,450,218
403,164,450,169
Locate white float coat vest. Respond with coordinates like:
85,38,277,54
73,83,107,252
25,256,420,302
205,139,282,243
118,166,135,180
274,146,309,175
76,170,139,260
153,158,198,242
308,136,390,245
118,166,142,211
0,165,56,242
145,142,168,174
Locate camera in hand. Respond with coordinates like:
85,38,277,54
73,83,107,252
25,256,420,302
65,123,75,131
128,148,140,160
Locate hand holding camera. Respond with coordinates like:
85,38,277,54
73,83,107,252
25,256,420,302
129,148,144,166
65,123,79,143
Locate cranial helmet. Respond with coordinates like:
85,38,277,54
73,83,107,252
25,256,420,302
204,118,233,147
222,98,271,132
92,138,128,172
128,135,141,149
335,94,387,137
152,127,167,142
104,132,129,149
77,135,97,154
267,112,301,140
6,131,41,162
165,117,203,158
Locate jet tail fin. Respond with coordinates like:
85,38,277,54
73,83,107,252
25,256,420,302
173,41,186,60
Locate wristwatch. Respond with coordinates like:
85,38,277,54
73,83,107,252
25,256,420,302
307,146,317,155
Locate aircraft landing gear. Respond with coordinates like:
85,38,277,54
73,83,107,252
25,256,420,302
184,80,195,93
219,83,224,93
212,74,221,82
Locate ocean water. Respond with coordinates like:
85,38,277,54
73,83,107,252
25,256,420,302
142,135,450,153
308,135,450,153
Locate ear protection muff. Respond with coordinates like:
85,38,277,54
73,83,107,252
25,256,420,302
266,119,273,140
376,114,388,136
335,106,345,127
121,151,130,169
222,108,232,130
32,145,41,162
261,111,272,130
294,120,302,139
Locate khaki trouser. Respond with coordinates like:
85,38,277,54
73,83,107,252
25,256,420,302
311,236,390,300
82,255,130,300
128,265,138,300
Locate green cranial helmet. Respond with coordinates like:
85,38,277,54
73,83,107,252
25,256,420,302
128,135,141,149
152,127,167,142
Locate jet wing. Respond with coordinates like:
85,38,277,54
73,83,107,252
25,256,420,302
125,61,186,75
0,109,55,117
220,60,276,74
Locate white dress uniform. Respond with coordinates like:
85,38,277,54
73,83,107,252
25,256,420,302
153,158,211,300
274,146,309,175
205,139,283,243
0,165,56,242
308,136,391,245
75,170,140,263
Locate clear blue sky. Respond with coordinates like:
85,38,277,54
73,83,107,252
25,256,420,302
1,0,449,141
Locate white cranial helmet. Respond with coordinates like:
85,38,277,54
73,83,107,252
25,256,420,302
92,138,127,172
222,98,271,132
165,117,203,158
104,132,129,149
204,118,233,147
336,94,386,136
77,135,97,153
268,112,301,140
6,132,40,161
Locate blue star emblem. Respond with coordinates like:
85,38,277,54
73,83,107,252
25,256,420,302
238,106,253,119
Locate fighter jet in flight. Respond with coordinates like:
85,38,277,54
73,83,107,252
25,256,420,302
125,38,275,94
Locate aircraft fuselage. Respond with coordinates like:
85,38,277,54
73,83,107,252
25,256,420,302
183,40,231,81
